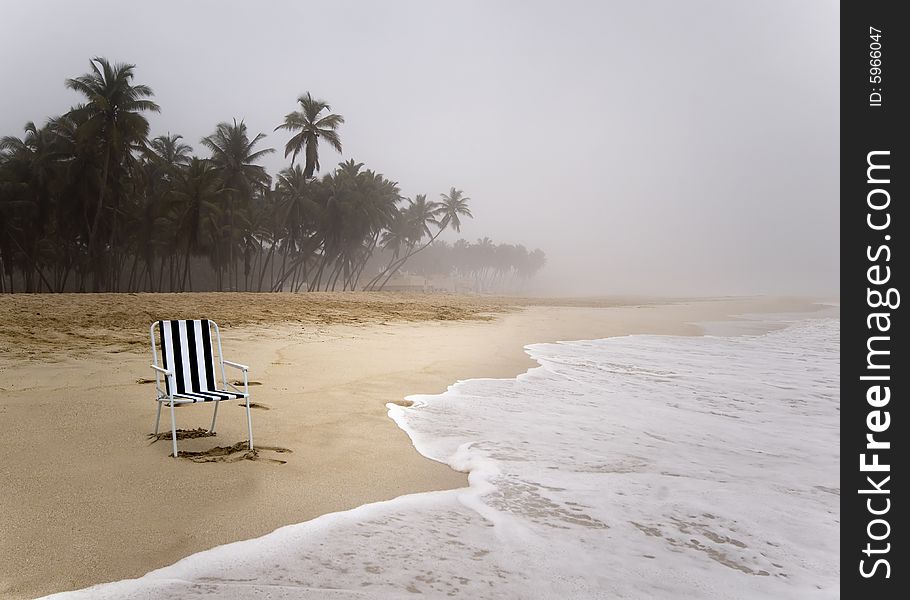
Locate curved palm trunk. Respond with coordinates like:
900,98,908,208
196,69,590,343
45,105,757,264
7,235,54,292
273,240,292,291
349,232,379,290
182,245,192,291
311,253,328,291
270,237,316,292
294,261,309,292
257,243,276,292
375,228,445,291
364,245,409,291
328,259,346,291
377,256,409,290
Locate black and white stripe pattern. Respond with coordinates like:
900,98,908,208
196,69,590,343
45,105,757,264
158,320,246,403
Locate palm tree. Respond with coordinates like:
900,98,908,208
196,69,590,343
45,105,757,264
43,112,98,290
0,122,62,291
248,184,283,292
345,167,401,289
436,187,472,232
404,194,441,241
201,119,273,289
168,158,224,290
275,164,318,243
127,133,192,291
366,194,445,290
145,133,192,171
64,57,159,290
274,92,344,179
320,161,401,291
271,164,320,290
201,120,273,198
368,188,474,290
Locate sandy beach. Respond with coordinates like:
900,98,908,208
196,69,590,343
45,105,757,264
0,293,822,599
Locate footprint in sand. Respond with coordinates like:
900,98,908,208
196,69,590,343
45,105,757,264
177,442,292,464
147,430,291,464
237,401,271,410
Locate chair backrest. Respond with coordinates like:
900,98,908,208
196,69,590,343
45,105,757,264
154,319,220,394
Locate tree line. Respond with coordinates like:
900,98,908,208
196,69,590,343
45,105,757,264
0,57,545,293
401,239,546,293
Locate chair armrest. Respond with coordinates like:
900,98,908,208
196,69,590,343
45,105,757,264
150,364,176,396
150,365,173,376
223,360,249,371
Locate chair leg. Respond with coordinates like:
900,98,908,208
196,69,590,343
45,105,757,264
169,399,178,458
154,401,162,435
210,400,220,433
245,398,254,450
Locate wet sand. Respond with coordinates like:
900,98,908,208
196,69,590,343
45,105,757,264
0,293,822,598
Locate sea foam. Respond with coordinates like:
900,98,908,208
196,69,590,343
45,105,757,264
44,318,839,599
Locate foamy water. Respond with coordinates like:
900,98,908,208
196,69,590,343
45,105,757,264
45,318,839,599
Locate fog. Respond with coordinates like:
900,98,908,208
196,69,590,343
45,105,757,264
0,0,838,296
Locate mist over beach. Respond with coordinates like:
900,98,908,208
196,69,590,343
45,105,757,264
0,1,839,599
0,0,838,297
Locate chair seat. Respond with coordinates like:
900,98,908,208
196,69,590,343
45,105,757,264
161,389,249,404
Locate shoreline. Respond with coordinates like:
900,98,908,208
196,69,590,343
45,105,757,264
0,294,826,598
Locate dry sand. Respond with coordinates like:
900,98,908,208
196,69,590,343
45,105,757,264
0,293,823,599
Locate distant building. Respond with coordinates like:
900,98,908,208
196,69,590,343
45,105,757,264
381,272,429,292
381,272,478,293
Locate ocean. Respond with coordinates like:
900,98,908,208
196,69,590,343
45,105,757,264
46,315,839,599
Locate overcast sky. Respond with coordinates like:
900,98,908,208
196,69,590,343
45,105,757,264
0,0,838,296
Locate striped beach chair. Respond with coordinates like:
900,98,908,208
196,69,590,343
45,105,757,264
150,319,253,458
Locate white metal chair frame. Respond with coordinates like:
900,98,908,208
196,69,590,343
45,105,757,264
150,320,253,458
